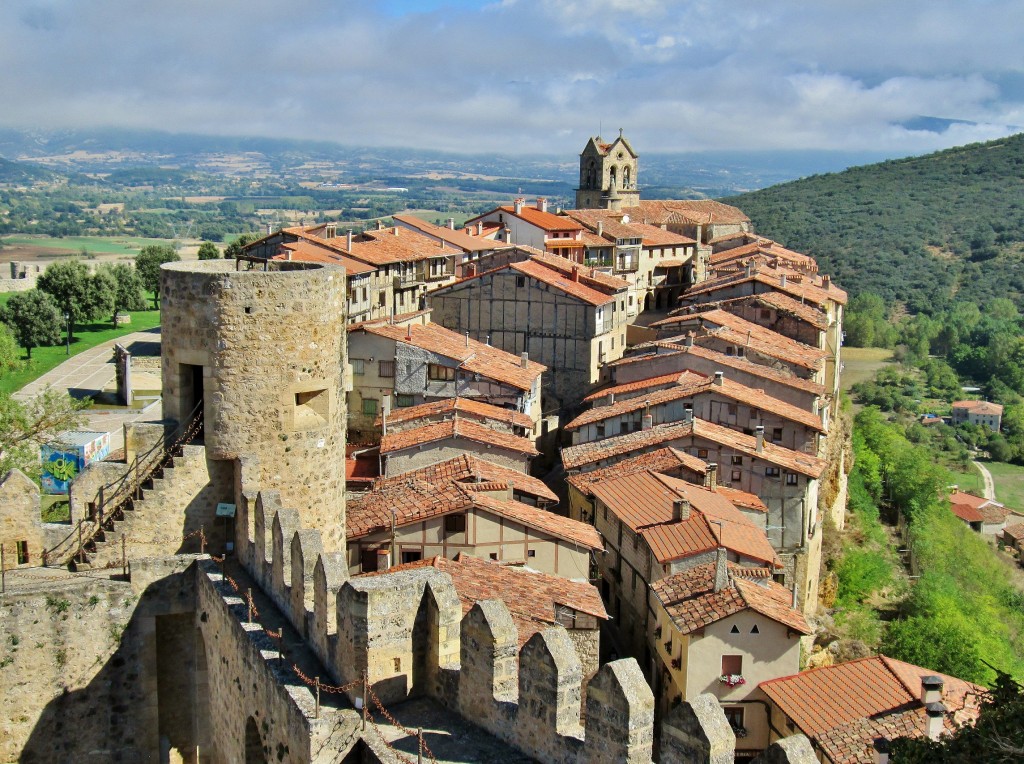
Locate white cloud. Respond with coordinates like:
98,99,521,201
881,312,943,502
0,0,1019,155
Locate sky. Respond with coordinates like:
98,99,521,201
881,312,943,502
1,0,1021,157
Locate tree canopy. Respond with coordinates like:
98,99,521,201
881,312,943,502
197,241,220,260
0,289,62,359
36,261,113,339
102,263,148,325
134,244,180,307
0,388,88,478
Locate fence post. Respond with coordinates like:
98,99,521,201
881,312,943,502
77,521,84,564
121,535,127,578
417,727,423,764
315,676,321,719
200,526,206,555
362,673,368,731
247,588,254,624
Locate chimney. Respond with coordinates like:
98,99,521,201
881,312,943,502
608,392,615,405
285,249,292,262
685,332,695,348
267,222,275,236
597,221,604,237
713,547,729,592
520,351,529,369
377,220,384,230
921,676,944,705
683,405,693,424
755,425,765,452
394,227,399,236
465,332,470,348
714,371,724,386
448,218,455,230
642,413,654,430
822,274,831,288
486,335,491,346
672,497,691,522
466,264,476,277
925,703,946,740
346,230,354,250
406,324,412,341
744,261,752,278
478,222,484,236
572,266,580,282
382,392,392,419
780,273,787,287
792,582,799,608
376,548,392,571
704,462,717,491
536,197,547,213
514,198,524,215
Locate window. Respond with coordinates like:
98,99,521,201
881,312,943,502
401,550,422,564
527,549,536,558
727,403,738,416
786,472,799,486
726,347,735,356
351,359,365,376
489,553,499,560
731,455,743,465
396,394,414,408
765,467,781,478
772,427,783,443
731,470,742,482
750,624,760,634
721,655,743,676
724,707,745,734
428,364,456,381
736,347,745,358
730,624,740,634
596,423,606,438
362,398,378,416
378,360,395,378
516,276,526,288
294,389,329,428
444,514,466,534
697,448,709,459
631,570,638,591
16,540,28,565
620,421,629,435
760,309,771,321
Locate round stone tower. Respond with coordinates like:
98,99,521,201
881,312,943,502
160,259,347,550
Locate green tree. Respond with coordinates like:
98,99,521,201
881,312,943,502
223,233,261,259
197,241,220,260
37,260,115,340
102,263,148,327
883,615,985,683
0,323,20,376
0,388,88,477
0,289,62,359
134,244,180,308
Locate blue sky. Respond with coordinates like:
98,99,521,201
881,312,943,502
0,0,1020,156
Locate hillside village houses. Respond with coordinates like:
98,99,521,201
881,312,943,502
950,399,1003,431
55,131,930,759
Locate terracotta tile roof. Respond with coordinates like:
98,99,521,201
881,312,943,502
709,231,755,246
343,226,461,266
509,259,618,306
392,214,505,253
528,252,629,293
628,200,751,226
582,371,708,403
271,241,377,274
567,447,708,496
685,266,848,307
760,656,985,763
562,417,825,478
651,562,810,635
952,400,1004,415
714,484,768,513
380,418,539,456
672,292,829,331
652,309,827,371
348,456,572,539
467,204,584,233
470,493,602,550
588,470,780,567
949,490,1007,524
566,372,824,433
1003,522,1024,541
709,240,818,272
358,321,544,391
378,397,533,431
615,343,827,396
581,230,612,247
362,554,606,646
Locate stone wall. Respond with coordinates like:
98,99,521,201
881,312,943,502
161,260,348,551
0,470,47,568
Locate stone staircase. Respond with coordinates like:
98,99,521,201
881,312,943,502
83,445,216,568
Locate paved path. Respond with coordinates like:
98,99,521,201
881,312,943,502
14,329,163,451
973,459,996,500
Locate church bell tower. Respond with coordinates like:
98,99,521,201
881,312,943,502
575,129,640,211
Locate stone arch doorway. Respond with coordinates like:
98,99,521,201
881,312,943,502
245,717,268,764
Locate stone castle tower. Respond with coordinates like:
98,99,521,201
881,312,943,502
160,259,348,550
574,129,640,211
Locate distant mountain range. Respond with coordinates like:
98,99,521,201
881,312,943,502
0,127,892,199
727,132,1024,310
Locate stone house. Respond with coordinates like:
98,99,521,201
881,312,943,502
670,292,830,352
709,237,820,276
575,131,640,211
651,309,828,387
346,458,600,578
346,317,545,441
566,370,826,455
650,553,811,756
562,417,826,615
603,341,828,413
366,553,608,683
464,198,586,261
759,656,985,764
0,470,61,569
951,400,1003,431
391,213,518,278
379,396,534,440
564,207,699,315
427,253,630,411
380,417,539,476
948,489,1022,536
583,468,780,666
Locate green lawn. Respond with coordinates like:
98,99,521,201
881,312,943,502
946,465,984,497
1,234,174,256
0,306,161,395
841,347,895,392
983,460,1024,511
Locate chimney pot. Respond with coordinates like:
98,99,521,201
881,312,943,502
572,266,580,282
514,198,524,215
672,497,691,522
347,230,354,250
714,371,724,386
925,702,946,740
536,197,547,213
448,218,455,230
685,332,695,348
478,222,484,236
755,425,765,452
520,351,529,369
714,547,729,592
780,273,787,287
921,676,944,705
642,413,654,430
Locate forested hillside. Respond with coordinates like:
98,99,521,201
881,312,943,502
727,133,1024,311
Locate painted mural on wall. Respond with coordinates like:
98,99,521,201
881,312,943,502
40,431,111,494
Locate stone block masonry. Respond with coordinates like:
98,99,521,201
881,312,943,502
161,260,349,551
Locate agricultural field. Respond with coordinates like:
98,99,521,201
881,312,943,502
0,234,181,263
841,347,895,392
984,460,1024,511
